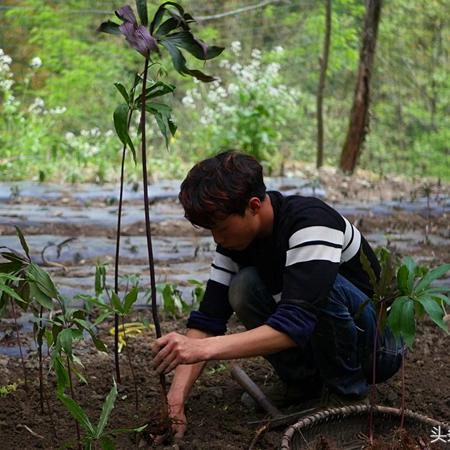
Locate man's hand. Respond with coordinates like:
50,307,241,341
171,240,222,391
151,331,209,374
152,400,187,444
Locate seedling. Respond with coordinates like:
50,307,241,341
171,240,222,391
58,380,147,450
97,1,223,437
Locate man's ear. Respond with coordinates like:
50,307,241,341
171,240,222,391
248,197,262,214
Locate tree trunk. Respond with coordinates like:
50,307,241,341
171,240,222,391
339,0,383,174
316,0,332,169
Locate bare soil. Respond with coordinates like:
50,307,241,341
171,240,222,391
0,175,449,449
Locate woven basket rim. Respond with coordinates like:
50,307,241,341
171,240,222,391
281,404,450,449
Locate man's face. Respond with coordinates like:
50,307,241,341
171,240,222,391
210,208,259,251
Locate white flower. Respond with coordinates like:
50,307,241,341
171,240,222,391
80,129,90,137
227,83,239,95
266,63,280,77
49,106,66,114
251,48,262,59
230,41,241,55
65,132,76,140
274,46,284,53
104,130,114,137
219,59,230,69
182,94,195,107
0,79,14,90
28,97,45,113
230,63,242,75
30,56,42,69
90,127,101,137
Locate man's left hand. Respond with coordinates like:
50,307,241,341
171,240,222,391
151,332,209,374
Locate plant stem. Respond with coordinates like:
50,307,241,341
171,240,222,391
140,57,168,412
113,109,135,384
67,355,82,450
38,306,44,413
121,317,139,412
368,305,383,444
400,354,405,428
11,299,28,391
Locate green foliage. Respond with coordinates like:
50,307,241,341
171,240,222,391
1,0,449,180
388,257,450,349
0,383,18,397
362,250,449,349
58,381,146,449
157,280,204,319
177,43,300,173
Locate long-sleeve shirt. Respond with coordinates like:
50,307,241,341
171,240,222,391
187,191,380,346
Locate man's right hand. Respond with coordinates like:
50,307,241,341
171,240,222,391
168,401,187,440
152,401,187,445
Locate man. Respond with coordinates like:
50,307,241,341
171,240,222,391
151,151,403,439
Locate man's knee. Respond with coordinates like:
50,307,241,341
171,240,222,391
228,267,260,315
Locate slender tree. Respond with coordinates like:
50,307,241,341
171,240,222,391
339,0,383,174
316,0,332,169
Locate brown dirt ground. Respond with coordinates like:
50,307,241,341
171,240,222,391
0,314,448,450
0,174,449,449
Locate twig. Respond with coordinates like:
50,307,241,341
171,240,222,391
248,423,268,450
17,424,45,440
10,299,28,391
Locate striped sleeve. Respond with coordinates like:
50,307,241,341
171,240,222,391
266,206,346,345
187,246,236,335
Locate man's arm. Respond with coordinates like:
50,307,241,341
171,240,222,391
152,325,296,375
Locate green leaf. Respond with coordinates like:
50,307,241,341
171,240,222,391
159,38,215,82
397,264,410,295
123,287,139,314
0,283,27,306
144,80,176,100
150,1,187,34
431,293,450,305
95,381,118,438
135,0,148,26
28,281,53,309
114,83,129,104
113,104,136,164
58,392,96,436
0,261,23,273
97,21,121,35
53,355,69,392
59,328,73,356
415,264,450,293
162,31,224,60
360,249,379,297
145,102,177,148
387,296,416,349
14,226,31,261
27,263,59,299
111,291,123,314
402,256,417,291
100,436,116,450
417,295,449,333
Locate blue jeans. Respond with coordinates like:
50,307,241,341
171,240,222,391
228,267,404,397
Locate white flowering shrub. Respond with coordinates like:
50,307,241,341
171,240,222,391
0,49,126,182
179,43,301,172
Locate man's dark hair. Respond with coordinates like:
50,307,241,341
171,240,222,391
179,150,266,229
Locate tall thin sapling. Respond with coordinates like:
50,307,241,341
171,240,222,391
97,0,223,438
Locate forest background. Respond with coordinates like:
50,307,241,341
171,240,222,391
0,0,449,183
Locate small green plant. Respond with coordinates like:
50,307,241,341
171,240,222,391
58,380,147,450
387,257,450,348
0,382,18,397
362,249,449,442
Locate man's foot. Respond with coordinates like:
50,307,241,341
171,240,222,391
319,386,369,408
240,377,323,410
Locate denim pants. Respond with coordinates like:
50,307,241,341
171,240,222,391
228,267,404,397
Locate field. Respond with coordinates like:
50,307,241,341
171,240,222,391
0,172,449,449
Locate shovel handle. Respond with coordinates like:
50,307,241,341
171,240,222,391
230,362,282,418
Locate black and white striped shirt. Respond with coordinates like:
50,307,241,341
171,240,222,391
187,191,380,344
